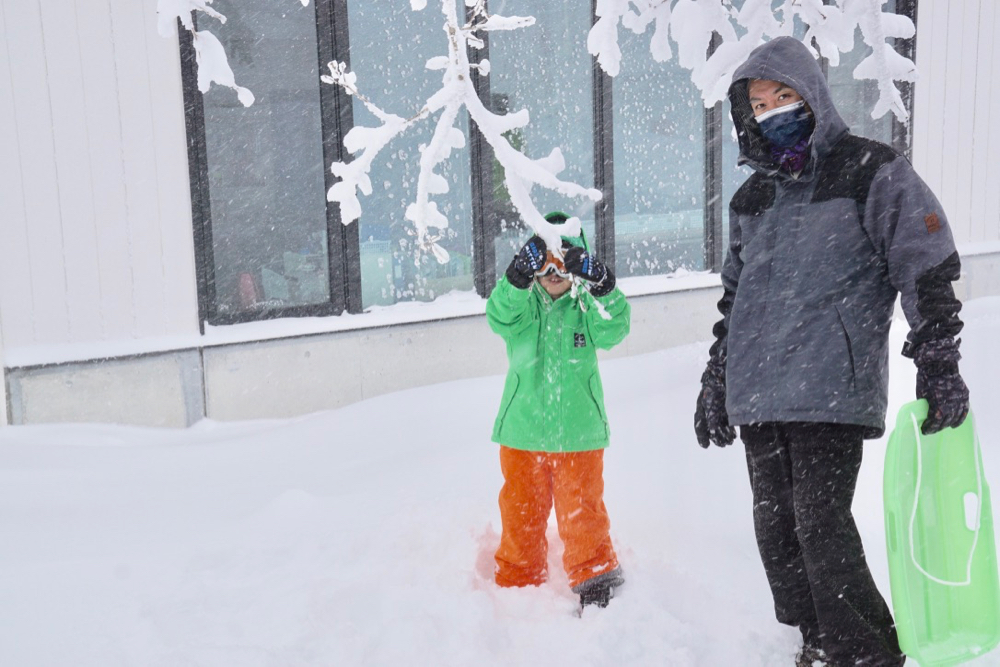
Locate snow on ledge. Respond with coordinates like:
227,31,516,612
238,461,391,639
617,270,721,297
958,241,1000,258
5,273,724,369
201,289,489,347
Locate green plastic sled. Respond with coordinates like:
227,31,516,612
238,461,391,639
884,400,1000,666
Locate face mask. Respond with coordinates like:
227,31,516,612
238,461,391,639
755,100,814,148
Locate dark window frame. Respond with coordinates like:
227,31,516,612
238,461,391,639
591,0,616,269
177,0,360,328
704,33,725,273
892,0,918,159
466,3,497,297
179,1,919,326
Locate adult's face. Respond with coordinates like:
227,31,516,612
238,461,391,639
748,79,804,117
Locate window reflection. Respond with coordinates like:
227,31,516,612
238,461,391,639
613,30,706,277
202,0,330,317
487,3,595,277
192,3,912,324
346,1,474,309
827,3,897,145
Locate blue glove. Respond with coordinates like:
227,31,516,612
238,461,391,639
563,246,615,297
505,236,547,289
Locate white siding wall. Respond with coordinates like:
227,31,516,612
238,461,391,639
913,0,1000,248
0,0,199,358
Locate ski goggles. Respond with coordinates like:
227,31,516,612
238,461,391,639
535,251,571,279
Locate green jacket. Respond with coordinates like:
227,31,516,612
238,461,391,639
487,276,631,452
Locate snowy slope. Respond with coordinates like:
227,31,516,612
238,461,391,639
1,298,999,666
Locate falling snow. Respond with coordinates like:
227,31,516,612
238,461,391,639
2,298,999,664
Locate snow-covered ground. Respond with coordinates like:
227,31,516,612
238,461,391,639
2,298,999,666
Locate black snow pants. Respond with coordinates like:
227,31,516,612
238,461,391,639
741,422,905,667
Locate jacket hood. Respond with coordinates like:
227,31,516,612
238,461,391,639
562,232,588,251
544,211,589,252
728,37,849,173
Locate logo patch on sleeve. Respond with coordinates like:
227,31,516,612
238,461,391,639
924,212,941,234
574,333,586,348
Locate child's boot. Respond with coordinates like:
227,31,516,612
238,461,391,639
574,567,625,609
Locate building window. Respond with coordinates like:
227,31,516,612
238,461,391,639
487,3,597,278
346,2,475,308
179,2,917,327
613,31,706,277
198,0,331,320
827,1,898,147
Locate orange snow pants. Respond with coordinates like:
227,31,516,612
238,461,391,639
494,446,619,590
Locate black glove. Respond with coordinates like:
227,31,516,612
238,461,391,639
563,246,615,297
913,338,969,435
694,359,736,448
505,235,547,289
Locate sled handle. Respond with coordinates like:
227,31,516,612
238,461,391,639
909,412,981,587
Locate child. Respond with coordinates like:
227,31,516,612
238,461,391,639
486,211,630,609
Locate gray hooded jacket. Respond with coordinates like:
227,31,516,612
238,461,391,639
713,37,963,438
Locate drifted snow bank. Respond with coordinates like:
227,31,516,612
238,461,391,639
1,298,999,666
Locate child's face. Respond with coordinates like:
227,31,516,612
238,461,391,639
538,272,572,298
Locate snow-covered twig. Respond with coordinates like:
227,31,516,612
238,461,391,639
589,0,675,76
156,0,312,106
325,0,601,263
589,0,917,123
848,0,917,120
156,0,254,106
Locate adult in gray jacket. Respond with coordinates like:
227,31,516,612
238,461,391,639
695,37,969,667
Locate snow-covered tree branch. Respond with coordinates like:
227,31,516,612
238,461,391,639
157,0,917,276
156,0,313,107
589,0,917,122
324,0,602,264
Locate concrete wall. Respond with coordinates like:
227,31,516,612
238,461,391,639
7,351,203,428
957,251,1000,303
3,286,724,425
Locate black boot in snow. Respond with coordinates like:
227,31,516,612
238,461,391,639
579,585,613,608
574,567,625,610
794,642,828,667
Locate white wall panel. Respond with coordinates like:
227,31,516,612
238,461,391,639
953,0,977,242
75,0,136,339
0,0,199,360
2,0,70,345
915,0,1000,248
940,0,969,239
914,0,950,205
39,0,105,342
980,1,1000,245
968,0,994,244
110,0,168,339
140,0,199,334
0,2,36,352
940,0,968,238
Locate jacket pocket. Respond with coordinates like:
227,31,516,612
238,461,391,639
834,305,857,392
588,373,610,435
835,304,886,400
497,372,520,430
